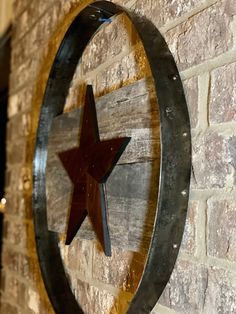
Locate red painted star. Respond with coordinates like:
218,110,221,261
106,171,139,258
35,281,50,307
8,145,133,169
58,85,130,256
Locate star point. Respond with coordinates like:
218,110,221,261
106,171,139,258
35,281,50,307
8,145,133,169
58,85,130,256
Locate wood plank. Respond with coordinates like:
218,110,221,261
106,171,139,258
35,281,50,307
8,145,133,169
46,78,160,252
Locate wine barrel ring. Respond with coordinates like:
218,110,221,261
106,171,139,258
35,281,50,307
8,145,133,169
33,1,191,313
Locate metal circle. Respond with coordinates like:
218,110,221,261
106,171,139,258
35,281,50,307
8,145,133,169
33,1,191,313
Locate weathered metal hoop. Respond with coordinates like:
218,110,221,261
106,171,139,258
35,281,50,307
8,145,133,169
33,1,191,313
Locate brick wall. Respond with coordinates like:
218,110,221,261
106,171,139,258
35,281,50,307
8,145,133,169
1,0,236,313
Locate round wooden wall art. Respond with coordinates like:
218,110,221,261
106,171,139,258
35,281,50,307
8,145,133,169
33,1,191,313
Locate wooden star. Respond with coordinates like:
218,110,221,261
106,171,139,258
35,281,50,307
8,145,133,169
58,85,130,256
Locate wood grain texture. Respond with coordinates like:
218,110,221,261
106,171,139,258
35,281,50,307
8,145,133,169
46,78,160,252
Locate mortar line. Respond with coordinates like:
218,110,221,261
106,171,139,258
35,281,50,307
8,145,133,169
3,214,34,225
0,292,22,311
9,0,234,95
0,280,51,313
180,251,236,273
10,43,236,99
180,49,236,80
208,122,236,134
158,0,218,34
12,0,32,20
190,188,236,200
11,11,131,89
9,39,133,97
153,304,179,314
79,44,136,81
2,240,37,257
73,271,134,299
12,0,58,46
0,269,45,298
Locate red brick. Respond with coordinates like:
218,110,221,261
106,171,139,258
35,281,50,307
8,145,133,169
63,238,92,276
134,0,204,28
192,131,234,189
181,201,198,255
12,1,64,70
12,0,29,18
26,287,40,313
0,303,18,314
10,56,40,93
165,2,234,70
183,76,198,129
4,192,32,219
12,0,55,43
225,0,236,16
10,38,52,93
4,275,26,307
81,14,132,75
8,86,34,117
3,220,32,249
95,43,151,97
5,166,33,200
2,248,20,273
209,62,236,124
7,113,32,144
7,139,27,165
76,279,119,314
204,267,236,313
92,243,145,293
64,76,96,112
4,166,22,194
160,260,208,313
19,166,32,192
207,198,236,262
18,254,40,283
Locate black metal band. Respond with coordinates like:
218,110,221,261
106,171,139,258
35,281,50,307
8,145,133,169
33,1,191,313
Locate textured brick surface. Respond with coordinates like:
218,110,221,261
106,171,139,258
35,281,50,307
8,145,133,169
207,198,236,262
27,288,41,313
209,62,236,124
61,238,93,278
204,267,236,313
8,86,34,117
4,275,27,309
10,56,41,93
0,303,18,314
181,201,198,255
12,0,29,18
92,243,145,293
160,260,208,313
12,0,55,43
165,1,234,70
18,254,40,283
183,76,198,128
4,192,32,219
134,0,204,28
3,220,35,251
12,1,64,70
96,43,151,97
76,280,120,314
192,131,235,189
82,14,132,75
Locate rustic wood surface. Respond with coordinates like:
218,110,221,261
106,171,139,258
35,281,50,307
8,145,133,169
46,78,160,252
